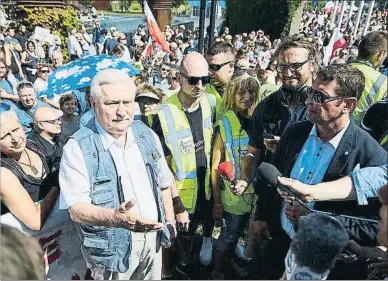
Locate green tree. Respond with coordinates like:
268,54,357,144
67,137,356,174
226,0,300,39
13,5,80,62
120,0,133,12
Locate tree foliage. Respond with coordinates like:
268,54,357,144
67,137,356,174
12,5,80,62
119,0,133,12
226,0,301,39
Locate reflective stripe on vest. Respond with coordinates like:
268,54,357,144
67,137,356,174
380,134,388,146
156,93,215,213
351,62,388,122
218,111,254,215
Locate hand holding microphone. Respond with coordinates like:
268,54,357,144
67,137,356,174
217,161,247,196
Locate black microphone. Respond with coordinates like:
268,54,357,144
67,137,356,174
256,162,378,224
289,213,349,275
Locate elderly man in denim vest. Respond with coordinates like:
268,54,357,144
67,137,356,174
59,69,175,280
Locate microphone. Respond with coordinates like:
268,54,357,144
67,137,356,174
217,161,238,185
256,162,378,224
285,213,349,279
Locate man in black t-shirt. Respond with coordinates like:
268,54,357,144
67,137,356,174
149,52,216,279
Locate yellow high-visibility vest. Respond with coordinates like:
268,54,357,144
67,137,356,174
351,61,387,123
151,93,216,214
216,110,255,215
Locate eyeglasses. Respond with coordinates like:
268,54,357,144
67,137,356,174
161,68,171,72
180,72,210,86
307,88,344,104
209,60,235,71
120,37,127,40
40,70,50,74
40,118,61,125
0,102,11,112
277,59,310,73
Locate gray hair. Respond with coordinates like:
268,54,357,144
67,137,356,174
90,69,136,100
0,110,19,126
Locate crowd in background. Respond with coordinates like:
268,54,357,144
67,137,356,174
0,2,387,281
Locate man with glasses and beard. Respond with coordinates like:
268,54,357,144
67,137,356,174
149,52,216,279
253,64,386,279
232,35,316,199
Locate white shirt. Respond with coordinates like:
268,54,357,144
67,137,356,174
67,35,82,57
33,77,48,94
59,119,173,221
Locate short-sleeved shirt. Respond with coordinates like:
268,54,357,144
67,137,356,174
11,100,50,134
59,119,173,221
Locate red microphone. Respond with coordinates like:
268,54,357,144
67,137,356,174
217,161,237,185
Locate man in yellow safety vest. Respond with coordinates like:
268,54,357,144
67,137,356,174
149,52,216,279
350,31,387,125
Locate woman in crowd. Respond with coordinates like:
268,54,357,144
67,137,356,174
265,59,278,84
0,104,59,230
110,44,125,59
0,40,11,67
211,76,260,279
165,67,181,97
135,84,165,124
21,41,39,83
59,94,80,139
0,58,19,105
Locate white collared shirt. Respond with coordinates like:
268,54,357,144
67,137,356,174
281,120,350,238
59,119,173,221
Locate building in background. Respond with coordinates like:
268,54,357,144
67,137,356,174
188,0,226,19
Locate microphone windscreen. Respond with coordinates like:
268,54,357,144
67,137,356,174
290,213,349,274
217,161,236,182
256,162,282,187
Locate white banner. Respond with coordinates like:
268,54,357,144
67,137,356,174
1,200,90,280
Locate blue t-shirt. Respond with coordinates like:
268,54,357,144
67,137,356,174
0,79,14,95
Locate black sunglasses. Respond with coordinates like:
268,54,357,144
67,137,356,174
40,70,50,73
40,118,61,125
277,59,310,73
308,88,344,104
0,102,11,112
180,72,210,86
209,60,234,71
120,37,127,40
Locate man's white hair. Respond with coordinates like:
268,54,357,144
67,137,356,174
0,110,19,126
90,69,136,100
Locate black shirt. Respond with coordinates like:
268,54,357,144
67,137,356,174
249,87,308,162
151,105,207,169
28,132,65,171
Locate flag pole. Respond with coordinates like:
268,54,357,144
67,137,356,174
353,0,364,39
362,0,375,36
337,0,347,28
345,1,355,30
330,1,339,28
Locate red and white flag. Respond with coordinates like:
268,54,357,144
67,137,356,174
144,0,170,54
323,27,348,66
141,37,153,58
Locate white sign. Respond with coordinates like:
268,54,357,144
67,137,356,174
1,200,89,280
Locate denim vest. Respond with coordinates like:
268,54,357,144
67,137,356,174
72,119,170,273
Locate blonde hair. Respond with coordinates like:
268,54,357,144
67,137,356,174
223,76,260,116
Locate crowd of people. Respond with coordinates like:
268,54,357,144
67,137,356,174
0,2,387,281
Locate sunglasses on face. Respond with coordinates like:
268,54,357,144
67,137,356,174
308,88,344,104
0,102,11,112
40,70,50,74
161,67,171,72
277,59,310,73
180,72,210,86
40,118,61,125
209,60,234,71
120,37,127,40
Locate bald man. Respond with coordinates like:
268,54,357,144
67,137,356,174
28,107,65,170
149,52,216,278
